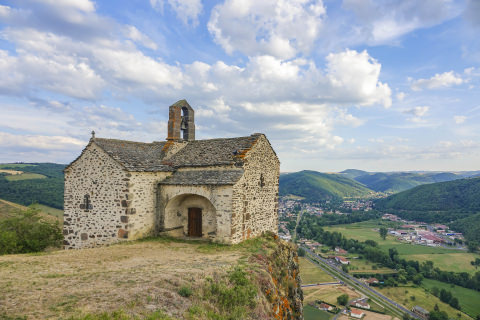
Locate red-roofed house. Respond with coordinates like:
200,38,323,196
335,256,350,265
350,308,365,319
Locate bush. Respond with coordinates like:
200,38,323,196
337,294,349,306
297,247,306,257
0,207,62,255
178,286,192,298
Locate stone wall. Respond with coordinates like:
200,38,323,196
231,135,280,244
63,142,131,249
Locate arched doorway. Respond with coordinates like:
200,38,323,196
163,193,216,239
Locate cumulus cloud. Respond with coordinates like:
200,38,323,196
208,0,325,59
396,92,406,101
403,106,429,123
150,0,203,26
411,71,464,91
0,131,84,150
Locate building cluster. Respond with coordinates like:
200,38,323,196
340,199,373,211
382,214,464,247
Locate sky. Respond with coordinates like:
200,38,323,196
0,0,479,172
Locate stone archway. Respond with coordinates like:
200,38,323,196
163,193,216,239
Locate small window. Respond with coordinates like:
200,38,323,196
260,174,265,188
80,194,93,211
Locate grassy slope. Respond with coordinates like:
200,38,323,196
299,257,336,284
303,305,332,320
280,170,373,202
422,278,480,318
379,285,471,320
0,198,62,223
400,252,480,275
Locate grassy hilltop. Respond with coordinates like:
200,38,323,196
0,234,303,320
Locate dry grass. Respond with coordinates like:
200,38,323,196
303,284,360,305
0,239,245,319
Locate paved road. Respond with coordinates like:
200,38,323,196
303,247,422,320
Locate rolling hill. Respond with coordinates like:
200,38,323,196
279,170,373,202
0,163,65,209
341,170,465,193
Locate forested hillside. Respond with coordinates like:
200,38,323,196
279,170,373,202
0,163,65,209
342,170,463,193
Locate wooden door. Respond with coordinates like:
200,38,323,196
188,207,202,237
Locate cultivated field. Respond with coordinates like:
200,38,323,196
422,279,480,318
302,284,360,305
379,285,472,320
303,305,332,320
5,172,47,181
299,257,336,284
0,169,23,175
0,239,247,319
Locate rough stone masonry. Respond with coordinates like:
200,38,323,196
63,99,280,249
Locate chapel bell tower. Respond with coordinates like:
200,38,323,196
167,99,195,141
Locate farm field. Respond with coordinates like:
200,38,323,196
401,252,480,275
303,284,360,305
304,305,332,320
347,258,396,275
422,279,480,318
0,164,36,169
5,173,47,181
299,257,336,284
379,285,472,320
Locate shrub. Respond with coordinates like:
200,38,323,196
178,286,192,298
337,294,349,306
0,207,62,255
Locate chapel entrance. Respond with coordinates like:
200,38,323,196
188,207,202,237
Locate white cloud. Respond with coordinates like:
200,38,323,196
396,92,406,101
0,5,11,18
454,115,467,124
0,131,84,150
411,71,464,91
341,0,462,45
151,0,203,26
404,106,429,117
208,0,325,59
124,26,158,50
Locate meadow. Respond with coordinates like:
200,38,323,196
299,257,336,284
379,285,472,320
303,305,332,320
5,173,47,181
422,278,480,318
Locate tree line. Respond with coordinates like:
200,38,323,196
297,214,480,294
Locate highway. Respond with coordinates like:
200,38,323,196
303,246,422,320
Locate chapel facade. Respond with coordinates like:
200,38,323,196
63,100,280,249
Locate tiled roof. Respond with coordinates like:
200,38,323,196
158,169,244,185
86,134,262,172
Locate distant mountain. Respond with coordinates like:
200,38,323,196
340,170,464,193
279,170,373,202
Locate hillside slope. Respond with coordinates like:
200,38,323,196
280,170,373,202
349,171,461,193
0,163,65,209
0,235,303,320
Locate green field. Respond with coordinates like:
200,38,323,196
31,204,63,219
324,220,462,255
422,279,480,318
5,173,47,181
304,305,332,320
402,252,480,275
299,257,336,284
0,164,36,169
347,258,397,274
379,285,472,320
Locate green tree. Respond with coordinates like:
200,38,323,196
0,207,62,255
337,294,349,306
297,247,306,257
413,273,424,285
467,241,479,253
379,227,388,240
449,297,460,310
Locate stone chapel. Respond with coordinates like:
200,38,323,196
63,99,280,249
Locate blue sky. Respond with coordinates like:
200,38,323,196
0,0,479,172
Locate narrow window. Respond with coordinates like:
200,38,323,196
260,174,265,188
